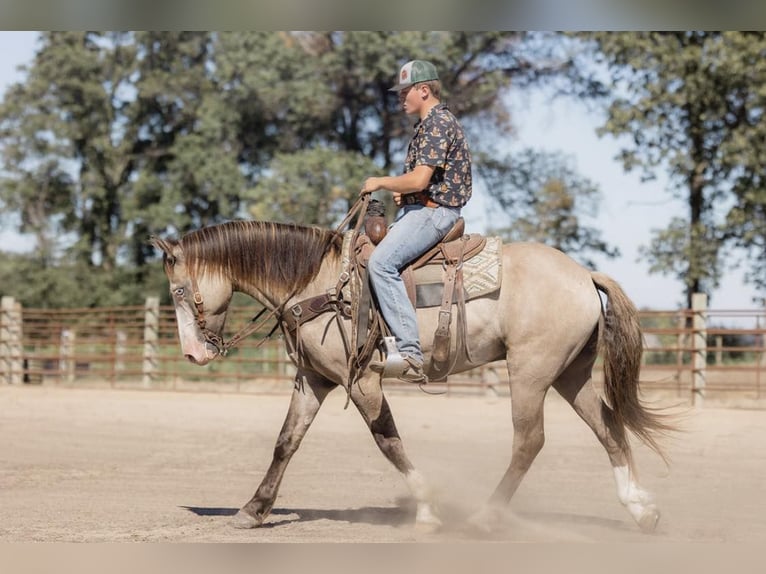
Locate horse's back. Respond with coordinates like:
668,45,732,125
499,241,602,334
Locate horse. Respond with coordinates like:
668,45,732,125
151,218,674,534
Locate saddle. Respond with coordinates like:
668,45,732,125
350,213,497,382
280,201,502,388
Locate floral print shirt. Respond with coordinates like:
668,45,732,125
404,103,472,207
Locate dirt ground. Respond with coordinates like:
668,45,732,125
1,383,764,543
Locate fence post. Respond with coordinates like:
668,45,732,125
715,335,723,366
143,297,160,388
115,330,127,376
1,296,24,385
691,293,708,407
0,296,10,384
60,329,76,383
676,312,686,395
758,314,764,400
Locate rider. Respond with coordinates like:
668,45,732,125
360,60,473,384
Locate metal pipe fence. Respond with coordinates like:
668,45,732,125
2,295,764,401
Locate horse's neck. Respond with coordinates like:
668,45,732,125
237,254,342,310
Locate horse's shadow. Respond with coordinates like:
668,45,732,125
181,500,636,537
180,500,414,529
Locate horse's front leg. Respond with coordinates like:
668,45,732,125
350,375,441,532
232,370,335,529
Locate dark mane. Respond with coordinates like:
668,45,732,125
181,221,343,296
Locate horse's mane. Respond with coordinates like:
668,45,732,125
180,220,343,296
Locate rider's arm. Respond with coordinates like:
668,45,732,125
361,165,435,195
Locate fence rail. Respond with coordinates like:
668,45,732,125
2,295,764,403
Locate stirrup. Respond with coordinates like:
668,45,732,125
380,336,409,378
369,337,427,384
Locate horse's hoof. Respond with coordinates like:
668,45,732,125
414,504,442,533
466,506,500,534
414,515,442,534
414,520,441,534
637,506,660,534
230,509,262,529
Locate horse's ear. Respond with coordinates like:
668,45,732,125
149,236,177,266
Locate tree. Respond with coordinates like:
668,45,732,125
480,148,619,268
246,147,383,227
0,32,249,306
216,31,582,220
577,31,766,307
0,31,610,307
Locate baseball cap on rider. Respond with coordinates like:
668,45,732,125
389,60,439,92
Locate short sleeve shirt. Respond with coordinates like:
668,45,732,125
404,103,472,208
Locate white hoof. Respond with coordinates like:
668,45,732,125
230,509,262,529
613,466,660,534
636,505,660,533
415,503,442,532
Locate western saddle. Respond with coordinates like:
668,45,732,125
281,199,486,387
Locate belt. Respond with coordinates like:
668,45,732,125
402,192,441,208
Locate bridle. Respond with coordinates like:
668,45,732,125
186,273,285,357
182,194,372,361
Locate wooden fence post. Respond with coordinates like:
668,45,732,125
60,329,76,383
692,293,708,407
676,312,686,394
115,330,127,375
715,335,723,366
1,296,23,385
143,297,160,387
0,296,10,384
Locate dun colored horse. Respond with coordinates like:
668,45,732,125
151,219,673,533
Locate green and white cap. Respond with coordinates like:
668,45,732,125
389,60,439,92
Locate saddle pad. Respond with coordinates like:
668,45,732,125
340,232,503,307
412,235,503,307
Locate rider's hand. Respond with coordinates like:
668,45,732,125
393,192,403,206
360,177,382,196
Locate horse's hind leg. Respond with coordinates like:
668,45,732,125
350,376,441,531
553,353,660,533
232,369,335,529
469,363,549,531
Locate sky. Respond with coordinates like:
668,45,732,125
0,31,761,312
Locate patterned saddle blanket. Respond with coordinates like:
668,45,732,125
340,231,503,307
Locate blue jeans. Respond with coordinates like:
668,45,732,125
367,203,461,363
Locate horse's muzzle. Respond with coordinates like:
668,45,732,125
184,341,220,365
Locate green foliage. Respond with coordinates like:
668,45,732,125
0,251,169,307
481,148,619,268
577,31,766,305
639,217,722,294
246,147,383,226
0,31,613,307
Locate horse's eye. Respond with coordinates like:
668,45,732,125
174,287,185,298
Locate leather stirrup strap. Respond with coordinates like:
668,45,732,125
430,262,458,380
355,268,372,353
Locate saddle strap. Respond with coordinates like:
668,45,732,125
429,239,468,380
432,263,458,366
355,268,372,353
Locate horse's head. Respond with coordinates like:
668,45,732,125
151,236,233,366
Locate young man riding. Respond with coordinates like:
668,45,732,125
360,60,473,384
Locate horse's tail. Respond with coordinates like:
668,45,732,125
591,272,676,464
